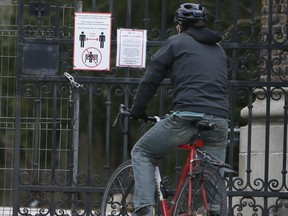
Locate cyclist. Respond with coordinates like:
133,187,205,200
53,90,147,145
130,3,229,215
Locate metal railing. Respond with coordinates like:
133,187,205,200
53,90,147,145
0,0,287,215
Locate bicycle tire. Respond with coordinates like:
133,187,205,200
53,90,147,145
173,164,227,216
101,160,134,216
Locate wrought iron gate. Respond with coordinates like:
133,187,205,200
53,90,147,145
9,0,288,215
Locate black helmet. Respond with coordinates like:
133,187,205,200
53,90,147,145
174,3,207,24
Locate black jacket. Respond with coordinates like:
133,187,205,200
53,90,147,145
131,27,229,118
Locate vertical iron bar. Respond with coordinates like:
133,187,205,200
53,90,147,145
55,0,60,37
246,90,253,184
214,0,221,31
68,85,77,213
61,77,81,213
227,1,239,215
109,0,114,13
85,85,93,214
70,2,82,210
126,0,132,28
143,0,150,29
32,96,40,184
87,84,93,185
263,88,271,215
229,0,240,169
250,0,256,40
13,88,21,216
51,84,57,183
263,1,274,214
282,94,288,187
161,0,167,40
13,0,24,214
92,0,96,12
123,0,131,160
13,87,21,216
123,83,129,161
72,88,80,188
50,83,58,215
104,85,112,180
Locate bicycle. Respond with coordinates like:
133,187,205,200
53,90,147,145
101,104,233,216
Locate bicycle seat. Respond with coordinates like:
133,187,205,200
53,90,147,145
197,120,216,131
181,121,216,147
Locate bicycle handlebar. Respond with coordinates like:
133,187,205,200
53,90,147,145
113,104,217,134
113,104,160,134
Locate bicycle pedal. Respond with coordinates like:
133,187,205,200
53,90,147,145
160,182,170,199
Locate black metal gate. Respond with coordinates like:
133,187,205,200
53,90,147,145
13,0,288,215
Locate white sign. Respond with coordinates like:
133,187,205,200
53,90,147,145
73,12,112,71
116,28,147,68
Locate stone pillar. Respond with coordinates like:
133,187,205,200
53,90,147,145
238,88,288,215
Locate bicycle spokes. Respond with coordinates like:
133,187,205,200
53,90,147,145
173,165,226,216
101,161,135,216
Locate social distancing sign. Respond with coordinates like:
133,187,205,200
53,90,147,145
73,12,112,71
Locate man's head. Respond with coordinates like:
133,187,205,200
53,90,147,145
174,3,207,32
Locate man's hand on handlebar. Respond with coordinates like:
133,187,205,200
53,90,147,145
129,104,148,122
130,110,148,122
113,104,159,134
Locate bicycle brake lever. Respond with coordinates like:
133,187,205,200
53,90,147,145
112,113,128,134
112,113,120,127
113,104,130,134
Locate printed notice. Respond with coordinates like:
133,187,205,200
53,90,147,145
73,12,112,71
116,28,147,68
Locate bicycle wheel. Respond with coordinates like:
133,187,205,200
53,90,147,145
173,164,227,216
101,160,134,216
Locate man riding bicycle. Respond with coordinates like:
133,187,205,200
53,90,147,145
129,3,229,215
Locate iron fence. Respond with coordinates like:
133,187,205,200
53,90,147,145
0,0,287,215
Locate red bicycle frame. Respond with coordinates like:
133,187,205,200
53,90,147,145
158,139,207,216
